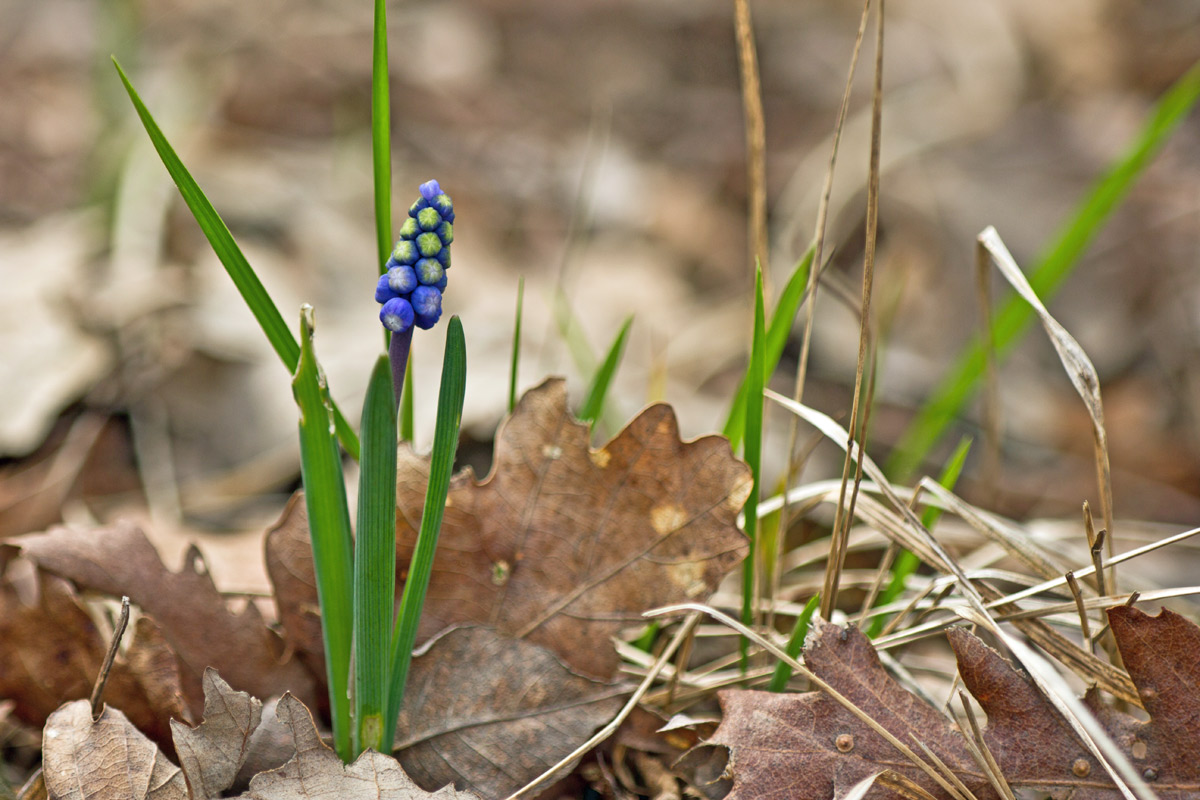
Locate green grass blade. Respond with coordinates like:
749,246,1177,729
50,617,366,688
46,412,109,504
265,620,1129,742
578,315,633,424
553,288,597,377
371,0,391,270
383,316,467,751
887,60,1200,479
724,246,814,450
740,268,766,670
353,355,397,756
399,352,414,442
508,276,525,414
291,306,354,762
767,593,820,692
113,58,360,461
867,435,972,638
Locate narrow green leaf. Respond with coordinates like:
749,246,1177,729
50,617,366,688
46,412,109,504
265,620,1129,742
767,593,820,692
113,59,360,461
578,315,633,424
508,276,525,414
867,435,972,638
353,355,397,756
291,306,354,762
887,60,1200,479
371,0,392,270
553,288,597,377
382,316,467,751
724,246,814,450
740,268,766,670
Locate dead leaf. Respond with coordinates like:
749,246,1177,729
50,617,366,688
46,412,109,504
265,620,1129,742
0,558,186,751
42,700,187,800
171,669,262,799
17,521,315,713
952,606,1200,799
264,493,326,683
232,694,482,800
394,626,627,798
711,620,992,800
394,378,751,680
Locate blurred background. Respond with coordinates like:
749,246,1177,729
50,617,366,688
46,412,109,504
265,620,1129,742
3,0,1200,590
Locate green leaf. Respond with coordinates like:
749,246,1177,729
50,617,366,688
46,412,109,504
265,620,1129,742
768,593,820,692
578,315,633,424
113,58,360,461
371,0,392,271
724,246,814,451
867,435,972,638
291,306,354,762
887,60,1200,479
509,276,525,414
353,355,397,756
383,316,467,751
740,268,766,670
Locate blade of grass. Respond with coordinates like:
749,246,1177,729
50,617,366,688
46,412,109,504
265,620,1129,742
740,268,766,670
353,355,397,756
867,435,972,638
578,315,633,424
382,316,467,750
371,0,391,271
887,59,1200,479
113,59,360,460
767,593,820,692
291,305,354,762
509,276,525,414
724,246,814,451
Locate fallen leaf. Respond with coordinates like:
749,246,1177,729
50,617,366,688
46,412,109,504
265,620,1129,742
264,493,326,682
233,694,482,800
42,700,188,800
18,521,315,713
172,669,262,799
0,557,187,751
952,606,1200,799
394,626,627,797
711,619,992,800
394,378,751,680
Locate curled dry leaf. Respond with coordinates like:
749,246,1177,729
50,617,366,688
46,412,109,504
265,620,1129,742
171,669,263,800
952,606,1200,799
394,378,751,680
714,608,1200,800
711,619,991,800
232,694,482,800
263,494,326,682
18,521,315,713
0,555,187,750
394,626,627,798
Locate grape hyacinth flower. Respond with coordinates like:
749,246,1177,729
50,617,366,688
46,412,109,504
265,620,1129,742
375,180,454,404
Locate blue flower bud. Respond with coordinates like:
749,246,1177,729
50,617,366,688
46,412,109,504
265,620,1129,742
398,217,419,239
408,196,430,217
411,285,442,329
387,264,418,294
380,297,415,333
375,273,398,303
419,180,442,201
415,231,442,258
431,193,454,222
433,272,448,291
415,258,444,286
436,220,453,245
391,239,419,265
417,207,442,232
436,247,451,268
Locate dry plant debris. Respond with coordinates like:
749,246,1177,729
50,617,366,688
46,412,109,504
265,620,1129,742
40,669,475,800
713,607,1200,800
17,521,316,715
392,378,752,681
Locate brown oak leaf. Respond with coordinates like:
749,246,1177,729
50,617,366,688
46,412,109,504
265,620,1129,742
952,606,1200,799
394,378,751,680
394,626,627,798
711,620,994,800
18,521,315,714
